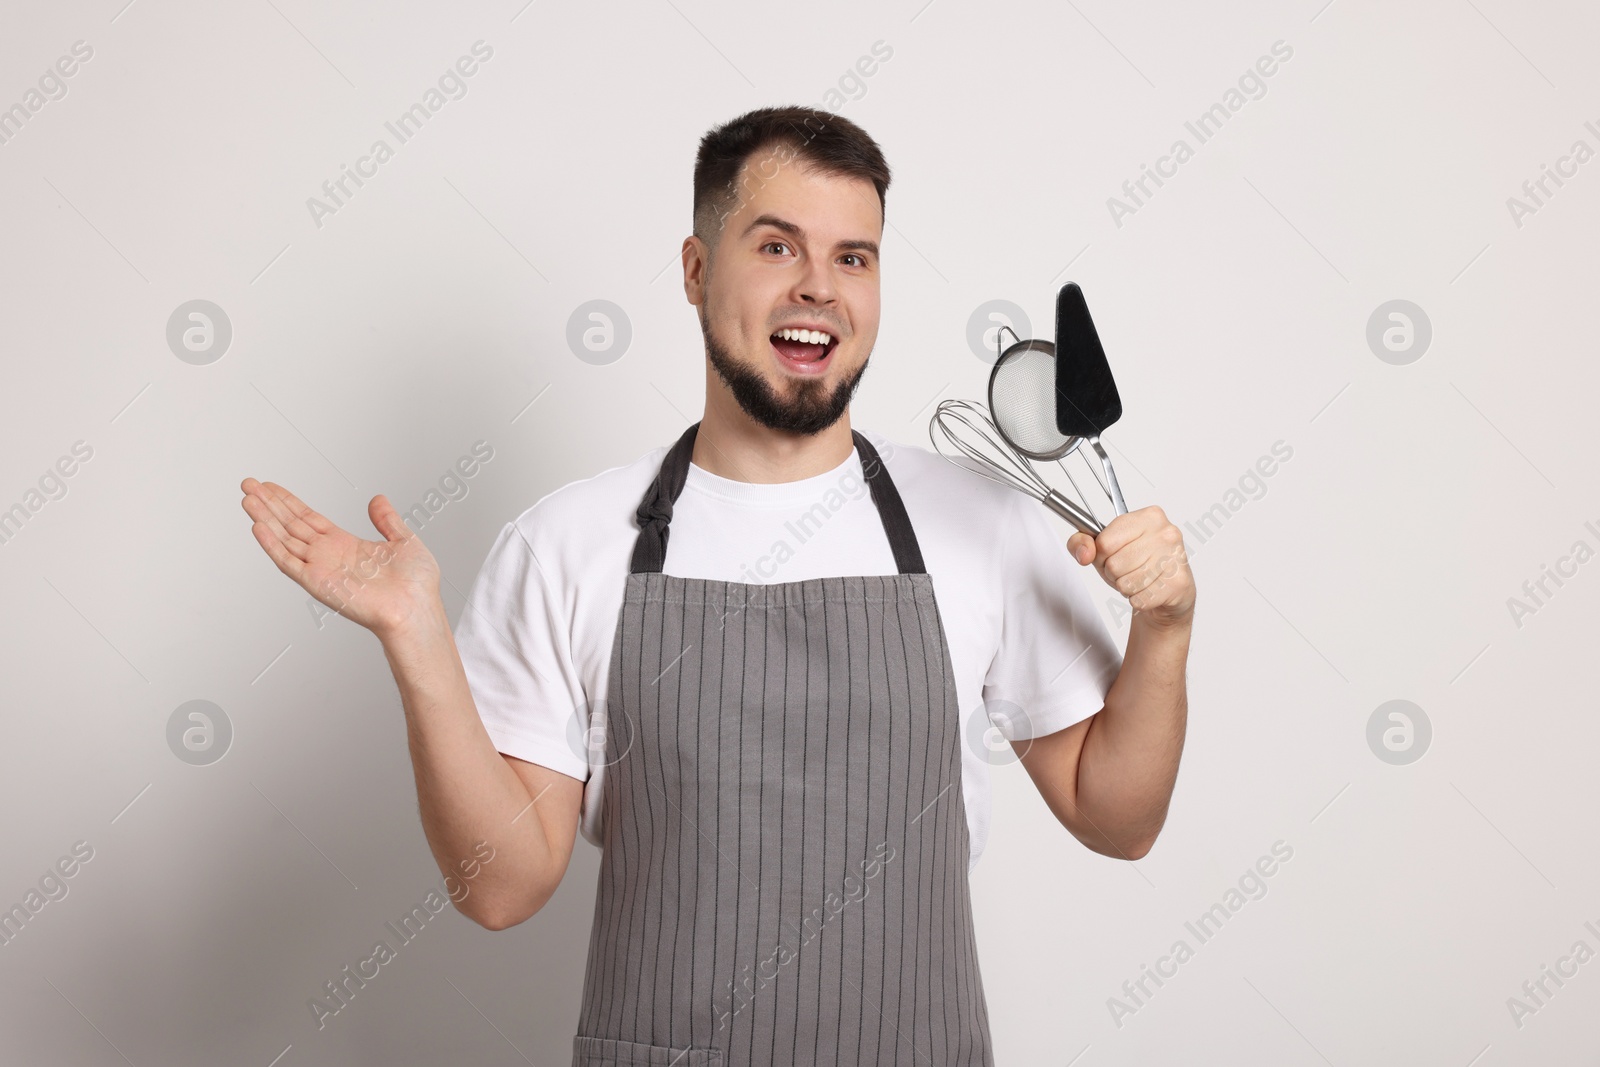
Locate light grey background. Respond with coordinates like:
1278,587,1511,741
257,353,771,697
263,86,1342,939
2,0,1595,1063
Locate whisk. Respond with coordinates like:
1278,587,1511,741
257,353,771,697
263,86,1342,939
932,288,1135,537
929,397,1107,536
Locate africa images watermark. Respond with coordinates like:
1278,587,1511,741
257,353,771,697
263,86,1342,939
706,40,893,244
307,839,496,1029
306,531,408,632
1505,518,1599,630
1504,118,1600,229
0,840,96,949
725,437,897,587
1505,918,1600,1030
1106,839,1294,1029
398,440,495,535
0,439,94,548
0,39,94,148
306,440,494,631
305,40,494,229
1106,440,1292,629
1107,39,1294,228
712,840,897,1030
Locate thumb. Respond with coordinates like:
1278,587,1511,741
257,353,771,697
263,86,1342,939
369,494,411,543
1066,532,1095,566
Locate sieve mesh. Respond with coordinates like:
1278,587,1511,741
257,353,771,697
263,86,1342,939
990,341,1075,459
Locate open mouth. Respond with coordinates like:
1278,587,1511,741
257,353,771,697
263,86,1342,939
769,328,838,374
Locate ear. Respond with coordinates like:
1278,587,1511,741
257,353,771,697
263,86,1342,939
683,236,709,306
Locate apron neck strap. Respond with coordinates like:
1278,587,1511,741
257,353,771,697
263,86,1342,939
629,421,926,576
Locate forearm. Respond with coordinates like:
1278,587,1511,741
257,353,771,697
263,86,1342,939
1075,613,1191,856
379,601,563,927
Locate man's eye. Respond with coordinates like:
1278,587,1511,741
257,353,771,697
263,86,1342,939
842,254,866,267
763,241,791,256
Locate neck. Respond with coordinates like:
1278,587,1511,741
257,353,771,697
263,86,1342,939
692,379,855,484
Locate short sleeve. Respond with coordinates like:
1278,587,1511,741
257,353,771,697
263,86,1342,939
983,492,1124,740
453,521,590,782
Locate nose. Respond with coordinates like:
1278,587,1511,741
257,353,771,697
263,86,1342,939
791,252,838,308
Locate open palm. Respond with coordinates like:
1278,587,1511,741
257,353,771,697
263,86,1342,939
240,478,441,638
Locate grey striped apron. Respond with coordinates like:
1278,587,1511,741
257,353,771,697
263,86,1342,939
572,421,995,1067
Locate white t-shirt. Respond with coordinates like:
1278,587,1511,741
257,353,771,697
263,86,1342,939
453,428,1124,872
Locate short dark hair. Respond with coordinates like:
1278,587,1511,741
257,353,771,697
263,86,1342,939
692,105,891,258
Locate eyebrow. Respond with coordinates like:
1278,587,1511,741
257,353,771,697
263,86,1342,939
741,213,879,259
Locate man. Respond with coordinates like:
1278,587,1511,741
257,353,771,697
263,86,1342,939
240,105,1193,1066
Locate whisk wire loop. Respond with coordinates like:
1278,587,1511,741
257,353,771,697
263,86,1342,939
929,398,1105,535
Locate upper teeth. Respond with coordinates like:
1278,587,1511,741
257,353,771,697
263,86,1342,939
776,328,834,345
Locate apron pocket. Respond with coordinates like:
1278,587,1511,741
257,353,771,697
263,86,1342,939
571,1035,722,1067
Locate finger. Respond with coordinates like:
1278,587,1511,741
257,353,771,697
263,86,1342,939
1099,525,1165,577
260,479,332,537
245,480,310,541
1091,515,1143,557
1104,540,1186,599
1098,514,1183,576
1094,505,1168,557
242,487,311,559
256,486,328,550
369,494,416,545
1113,543,1190,601
1101,542,1161,597
250,520,306,582
1066,531,1095,565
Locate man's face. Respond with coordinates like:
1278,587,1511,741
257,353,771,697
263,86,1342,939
686,148,882,436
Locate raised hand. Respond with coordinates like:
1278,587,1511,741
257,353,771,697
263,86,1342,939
240,478,442,640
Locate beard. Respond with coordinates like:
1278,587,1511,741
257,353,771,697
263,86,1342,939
700,308,870,436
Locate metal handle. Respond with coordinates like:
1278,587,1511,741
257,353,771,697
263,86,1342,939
1087,436,1127,515
1042,489,1103,536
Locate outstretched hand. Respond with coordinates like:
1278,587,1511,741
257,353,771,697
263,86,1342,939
1066,505,1195,629
240,479,441,639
